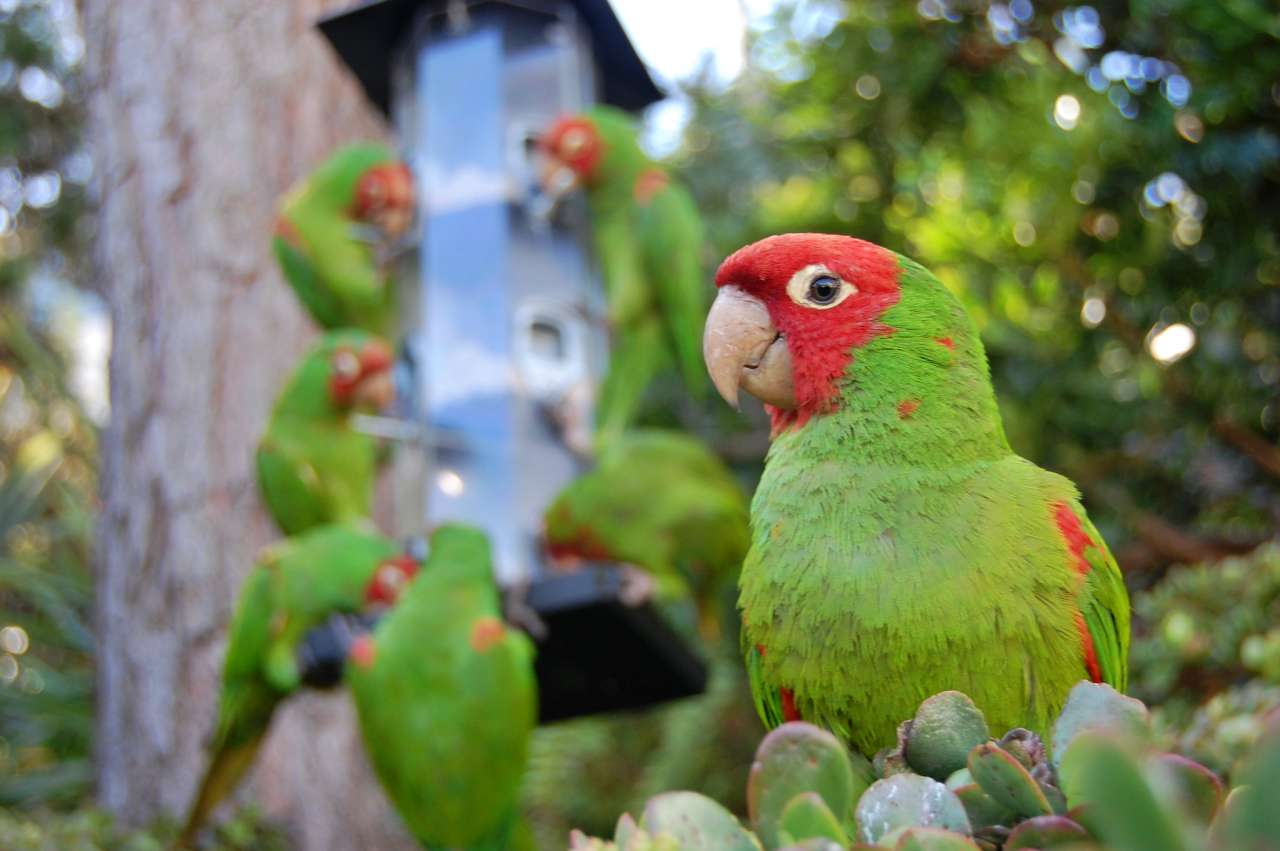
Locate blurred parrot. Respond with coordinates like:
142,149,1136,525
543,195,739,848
347,523,537,851
273,143,414,335
702,233,1130,756
177,522,419,847
255,329,394,536
541,429,749,639
539,108,709,450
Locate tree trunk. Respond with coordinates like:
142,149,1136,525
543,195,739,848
85,2,416,847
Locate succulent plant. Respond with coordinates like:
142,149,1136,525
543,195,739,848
569,682,1278,851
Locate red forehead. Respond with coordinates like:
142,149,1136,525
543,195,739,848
540,115,602,177
715,233,900,297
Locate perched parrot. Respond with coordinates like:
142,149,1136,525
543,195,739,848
539,108,709,449
541,429,749,637
178,522,419,846
702,233,1130,757
273,143,414,335
346,524,537,851
256,329,394,536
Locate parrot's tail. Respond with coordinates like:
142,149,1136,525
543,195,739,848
172,736,264,850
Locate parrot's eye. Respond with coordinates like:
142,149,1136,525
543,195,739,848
332,350,360,379
786,265,856,310
808,276,840,304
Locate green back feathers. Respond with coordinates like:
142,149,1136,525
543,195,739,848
544,430,748,601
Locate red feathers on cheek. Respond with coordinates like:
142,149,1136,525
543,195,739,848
718,235,901,429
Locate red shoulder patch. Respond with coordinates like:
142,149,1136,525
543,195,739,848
936,336,955,350
469,616,506,653
897,399,920,419
1052,501,1093,577
1074,611,1103,682
633,168,669,205
349,634,377,669
779,687,801,722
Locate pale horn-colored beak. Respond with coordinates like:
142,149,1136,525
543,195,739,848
702,285,796,410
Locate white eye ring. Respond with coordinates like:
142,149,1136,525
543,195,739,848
332,350,360,379
785,264,857,310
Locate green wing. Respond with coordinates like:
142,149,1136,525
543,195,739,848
744,641,787,730
1070,503,1131,691
272,233,348,329
638,181,710,398
255,438,327,536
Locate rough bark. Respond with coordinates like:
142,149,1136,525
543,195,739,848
85,2,416,847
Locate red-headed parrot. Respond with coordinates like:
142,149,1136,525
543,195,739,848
255,329,394,536
539,108,708,450
178,522,419,846
273,143,414,335
346,524,537,851
542,429,748,638
702,233,1130,756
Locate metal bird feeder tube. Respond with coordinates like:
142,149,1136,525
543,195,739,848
318,0,707,722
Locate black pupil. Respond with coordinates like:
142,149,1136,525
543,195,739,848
809,276,839,304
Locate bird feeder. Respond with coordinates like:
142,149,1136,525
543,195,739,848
319,0,706,722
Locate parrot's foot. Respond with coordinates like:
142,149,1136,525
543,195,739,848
296,612,380,689
618,565,657,607
503,577,548,641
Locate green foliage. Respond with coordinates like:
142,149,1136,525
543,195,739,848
571,684,1270,850
676,0,1280,571
1129,543,1280,777
0,804,288,851
0,0,94,814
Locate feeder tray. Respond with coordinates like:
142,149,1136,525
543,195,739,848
521,564,708,723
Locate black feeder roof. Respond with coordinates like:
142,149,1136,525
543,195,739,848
318,0,665,116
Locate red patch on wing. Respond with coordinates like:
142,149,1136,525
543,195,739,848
469,617,505,652
716,234,902,433
1075,610,1103,682
1054,501,1104,681
274,215,304,250
1053,501,1093,577
779,687,801,722
755,643,767,657
936,336,954,350
633,168,669,205
349,635,377,669
897,399,920,419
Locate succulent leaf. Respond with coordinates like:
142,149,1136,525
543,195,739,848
890,827,984,850
1145,752,1224,825
855,774,971,845
1058,732,1186,851
1003,814,1090,849
641,791,762,851
748,722,863,848
777,792,851,847
967,742,1052,819
952,784,1014,830
1051,682,1150,769
904,692,991,781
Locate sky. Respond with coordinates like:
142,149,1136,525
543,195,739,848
609,0,781,153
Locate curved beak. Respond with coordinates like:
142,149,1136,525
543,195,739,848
352,342,396,411
702,286,796,411
538,158,579,203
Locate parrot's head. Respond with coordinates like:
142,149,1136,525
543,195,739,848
537,108,644,202
352,161,415,241
541,493,614,570
363,553,420,607
327,336,395,412
705,233,974,432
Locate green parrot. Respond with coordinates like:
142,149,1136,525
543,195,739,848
541,429,749,638
273,143,414,334
702,233,1130,757
178,522,419,846
346,523,537,851
256,329,394,536
539,108,709,449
